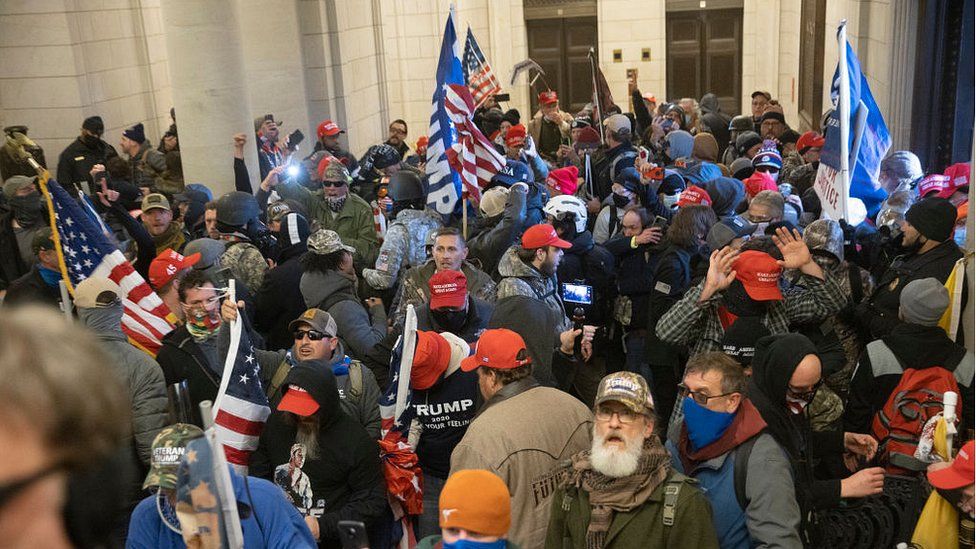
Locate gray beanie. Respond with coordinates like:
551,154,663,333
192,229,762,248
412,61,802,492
899,278,949,326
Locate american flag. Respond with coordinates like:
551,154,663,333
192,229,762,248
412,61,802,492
40,178,174,354
462,27,502,105
213,320,271,473
444,82,507,203
379,305,422,548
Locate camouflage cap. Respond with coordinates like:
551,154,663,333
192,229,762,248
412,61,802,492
267,200,292,223
307,229,354,256
594,371,654,415
728,114,754,133
143,423,204,490
803,219,844,262
320,158,352,183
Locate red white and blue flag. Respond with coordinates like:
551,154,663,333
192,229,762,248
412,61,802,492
462,27,502,106
40,178,175,355
213,317,271,473
444,83,507,203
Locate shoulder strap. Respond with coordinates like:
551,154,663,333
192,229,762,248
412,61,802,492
607,206,619,237
610,150,638,180
866,340,904,378
348,362,364,398
662,476,683,527
265,359,291,401
847,265,863,304
733,435,759,510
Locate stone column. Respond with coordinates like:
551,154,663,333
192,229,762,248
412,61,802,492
160,0,259,196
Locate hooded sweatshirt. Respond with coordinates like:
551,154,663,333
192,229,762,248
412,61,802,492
692,133,720,163
666,130,695,161
495,246,571,337
300,270,386,360
704,177,746,218
251,366,386,548
254,213,309,350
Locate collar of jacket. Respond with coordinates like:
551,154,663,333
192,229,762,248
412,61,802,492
475,376,540,419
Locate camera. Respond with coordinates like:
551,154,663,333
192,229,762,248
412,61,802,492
562,283,593,305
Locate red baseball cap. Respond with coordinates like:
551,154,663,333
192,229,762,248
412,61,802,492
641,93,657,103
733,250,783,301
505,124,527,148
278,386,320,417
538,90,559,105
928,440,975,490
918,174,950,198
317,119,344,138
149,248,201,289
461,329,532,372
411,331,453,390
429,270,467,310
744,171,778,199
939,162,971,199
677,185,712,208
415,136,429,154
796,131,825,154
521,223,572,250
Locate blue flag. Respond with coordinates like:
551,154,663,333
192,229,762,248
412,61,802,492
175,437,228,547
820,32,892,217
425,11,465,217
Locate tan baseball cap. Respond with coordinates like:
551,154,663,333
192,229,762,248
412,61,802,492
73,277,121,308
287,308,338,338
141,193,171,212
594,371,654,415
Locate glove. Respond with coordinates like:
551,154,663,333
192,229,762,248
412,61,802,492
524,135,538,158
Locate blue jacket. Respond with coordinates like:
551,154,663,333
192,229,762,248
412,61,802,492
126,468,316,549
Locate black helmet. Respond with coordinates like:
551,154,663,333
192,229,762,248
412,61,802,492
389,169,428,202
215,191,260,228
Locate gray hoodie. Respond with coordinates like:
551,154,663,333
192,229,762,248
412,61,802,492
495,246,571,337
300,269,386,360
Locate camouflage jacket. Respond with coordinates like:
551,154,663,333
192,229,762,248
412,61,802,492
362,208,442,290
495,246,571,336
390,259,497,328
221,240,268,295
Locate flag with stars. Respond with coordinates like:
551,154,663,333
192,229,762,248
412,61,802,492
39,177,174,354
462,27,502,106
379,304,423,534
213,318,271,473
175,436,228,547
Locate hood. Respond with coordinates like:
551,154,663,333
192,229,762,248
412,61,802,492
666,130,695,160
276,213,310,262
300,270,356,309
488,295,558,386
704,177,746,217
692,134,720,163
77,303,126,340
567,230,595,255
282,363,342,426
700,93,720,114
497,245,542,279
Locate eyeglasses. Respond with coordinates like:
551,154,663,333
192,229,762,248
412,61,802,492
678,383,736,406
293,329,327,341
321,180,346,188
787,379,823,402
755,166,780,174
594,405,640,424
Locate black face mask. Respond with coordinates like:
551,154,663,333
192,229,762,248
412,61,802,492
10,192,45,227
81,134,101,148
723,279,768,317
431,308,467,333
612,193,631,209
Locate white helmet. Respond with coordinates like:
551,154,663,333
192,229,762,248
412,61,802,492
544,194,588,234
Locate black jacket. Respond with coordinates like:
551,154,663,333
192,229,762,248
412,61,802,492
251,366,386,548
467,184,527,277
254,247,307,351
844,323,974,435
592,142,637,201
604,235,662,325
0,205,29,290
858,239,964,339
3,264,62,309
556,230,615,326
415,296,492,343
56,136,118,195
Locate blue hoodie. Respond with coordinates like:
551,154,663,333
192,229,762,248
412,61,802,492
666,130,695,160
126,467,316,549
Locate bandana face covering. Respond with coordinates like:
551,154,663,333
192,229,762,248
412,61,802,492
10,192,45,227
326,195,346,213
184,304,221,340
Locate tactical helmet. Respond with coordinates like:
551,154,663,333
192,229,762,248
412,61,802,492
215,191,260,228
543,194,587,234
728,114,754,133
389,169,428,202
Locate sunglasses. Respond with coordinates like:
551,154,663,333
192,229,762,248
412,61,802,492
755,166,780,174
321,180,346,188
293,329,328,341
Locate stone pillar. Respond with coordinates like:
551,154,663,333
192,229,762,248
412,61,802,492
886,0,918,151
160,0,259,196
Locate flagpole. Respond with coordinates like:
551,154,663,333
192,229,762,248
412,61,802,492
462,191,469,239
838,20,851,220
199,400,245,549
58,280,72,322
588,48,605,146
214,279,240,415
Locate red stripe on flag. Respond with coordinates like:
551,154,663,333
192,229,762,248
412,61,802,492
123,303,167,341
222,444,252,466
215,410,266,436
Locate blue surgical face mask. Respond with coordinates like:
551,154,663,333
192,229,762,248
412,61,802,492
443,539,507,549
954,226,967,248
682,396,735,451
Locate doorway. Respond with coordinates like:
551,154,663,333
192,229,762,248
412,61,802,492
665,8,743,115
526,17,598,114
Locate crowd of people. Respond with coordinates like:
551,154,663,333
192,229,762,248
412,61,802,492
0,78,973,549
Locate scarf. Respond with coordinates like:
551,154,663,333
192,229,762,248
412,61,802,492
677,399,767,473
326,195,346,212
151,221,186,253
565,436,672,549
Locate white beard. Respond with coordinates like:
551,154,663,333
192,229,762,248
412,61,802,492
590,429,643,478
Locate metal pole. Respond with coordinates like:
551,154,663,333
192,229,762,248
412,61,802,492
58,280,72,322
838,21,851,221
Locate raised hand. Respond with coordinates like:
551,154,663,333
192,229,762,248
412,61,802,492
772,227,811,270
635,226,662,246
700,247,738,302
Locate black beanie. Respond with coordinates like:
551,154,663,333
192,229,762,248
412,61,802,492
905,197,957,242
83,116,104,133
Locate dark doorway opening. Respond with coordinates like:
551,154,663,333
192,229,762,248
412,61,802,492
665,8,743,115
526,17,598,114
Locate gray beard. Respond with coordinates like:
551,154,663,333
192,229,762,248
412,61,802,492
295,417,320,461
589,429,642,478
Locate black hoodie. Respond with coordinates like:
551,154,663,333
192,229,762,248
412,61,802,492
250,365,385,548
254,214,310,350
748,334,844,513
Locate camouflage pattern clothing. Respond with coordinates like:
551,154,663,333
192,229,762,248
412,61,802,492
143,423,205,490
779,151,816,193
363,208,442,290
495,245,571,336
221,240,268,296
390,259,497,328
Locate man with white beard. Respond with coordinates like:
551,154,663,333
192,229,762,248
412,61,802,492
546,372,719,549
